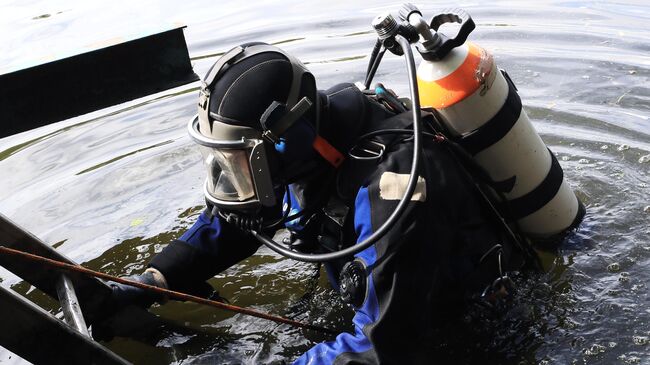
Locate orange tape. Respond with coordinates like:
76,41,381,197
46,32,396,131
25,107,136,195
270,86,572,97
312,135,344,167
418,43,486,109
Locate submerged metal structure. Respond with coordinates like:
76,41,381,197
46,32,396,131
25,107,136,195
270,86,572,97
0,26,198,138
0,213,130,364
0,27,205,363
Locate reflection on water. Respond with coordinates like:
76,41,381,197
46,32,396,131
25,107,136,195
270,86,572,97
1,0,649,364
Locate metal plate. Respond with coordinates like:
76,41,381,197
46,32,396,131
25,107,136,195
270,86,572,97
0,285,130,365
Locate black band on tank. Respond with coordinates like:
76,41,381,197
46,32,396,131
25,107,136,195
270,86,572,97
507,149,564,220
457,79,522,156
568,198,586,231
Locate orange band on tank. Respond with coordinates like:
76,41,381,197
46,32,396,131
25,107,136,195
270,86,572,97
418,43,486,109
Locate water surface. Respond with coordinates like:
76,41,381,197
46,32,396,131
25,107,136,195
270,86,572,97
1,1,649,364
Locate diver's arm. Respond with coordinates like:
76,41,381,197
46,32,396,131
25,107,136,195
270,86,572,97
96,208,264,339
147,209,263,295
109,208,263,309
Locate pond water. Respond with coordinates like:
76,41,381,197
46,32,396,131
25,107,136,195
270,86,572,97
1,0,649,364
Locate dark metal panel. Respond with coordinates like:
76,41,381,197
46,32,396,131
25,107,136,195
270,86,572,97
0,213,199,341
0,285,130,365
0,27,199,137
0,213,112,324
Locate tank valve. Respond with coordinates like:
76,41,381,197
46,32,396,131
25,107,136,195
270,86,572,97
372,13,400,40
371,13,418,56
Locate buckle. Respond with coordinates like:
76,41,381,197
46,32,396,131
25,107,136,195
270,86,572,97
349,139,386,161
262,130,280,145
481,275,516,303
198,87,210,110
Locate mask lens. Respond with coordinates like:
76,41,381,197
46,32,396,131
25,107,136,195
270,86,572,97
199,146,255,202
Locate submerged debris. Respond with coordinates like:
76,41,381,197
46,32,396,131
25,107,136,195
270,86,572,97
619,272,630,283
619,354,641,364
583,343,606,356
607,263,621,273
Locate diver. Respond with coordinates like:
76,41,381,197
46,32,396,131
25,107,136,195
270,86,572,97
101,40,579,364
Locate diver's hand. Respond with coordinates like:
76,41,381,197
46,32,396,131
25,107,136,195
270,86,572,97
91,268,168,341
108,268,169,310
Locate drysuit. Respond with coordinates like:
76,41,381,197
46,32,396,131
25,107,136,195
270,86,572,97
148,83,522,364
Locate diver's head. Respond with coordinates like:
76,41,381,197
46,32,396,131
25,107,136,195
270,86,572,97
188,42,326,214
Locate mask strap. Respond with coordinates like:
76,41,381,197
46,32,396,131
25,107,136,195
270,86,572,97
198,46,245,128
203,46,245,88
202,44,292,89
260,97,312,144
260,97,345,168
199,44,298,128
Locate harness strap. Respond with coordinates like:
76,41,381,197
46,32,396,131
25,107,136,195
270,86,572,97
313,135,345,167
198,44,311,128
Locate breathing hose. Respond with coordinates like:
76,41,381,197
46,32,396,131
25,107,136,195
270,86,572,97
251,34,422,262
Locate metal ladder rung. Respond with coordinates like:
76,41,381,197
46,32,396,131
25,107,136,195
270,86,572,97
56,274,91,338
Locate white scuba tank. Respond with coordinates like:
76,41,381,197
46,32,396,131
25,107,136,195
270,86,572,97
402,6,584,238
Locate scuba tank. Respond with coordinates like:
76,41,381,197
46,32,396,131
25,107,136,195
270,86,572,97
397,4,585,238
249,4,586,264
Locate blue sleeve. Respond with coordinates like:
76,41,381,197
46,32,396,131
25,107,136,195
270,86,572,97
179,210,230,256
179,210,269,258
293,186,380,365
149,209,263,291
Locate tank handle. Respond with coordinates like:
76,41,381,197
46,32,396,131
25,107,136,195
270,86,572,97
423,8,476,60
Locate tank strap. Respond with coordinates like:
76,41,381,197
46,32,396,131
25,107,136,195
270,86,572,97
428,112,541,268
505,149,564,220
455,73,521,156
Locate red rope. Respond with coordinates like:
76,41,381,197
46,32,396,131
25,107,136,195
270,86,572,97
0,245,337,335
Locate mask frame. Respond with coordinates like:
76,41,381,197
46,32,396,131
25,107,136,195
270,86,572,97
193,43,319,212
188,115,276,209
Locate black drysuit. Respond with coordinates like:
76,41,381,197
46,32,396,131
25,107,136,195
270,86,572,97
149,83,520,364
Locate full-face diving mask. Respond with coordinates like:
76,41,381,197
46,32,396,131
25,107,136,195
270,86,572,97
188,116,275,209
188,43,320,211
187,33,426,265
